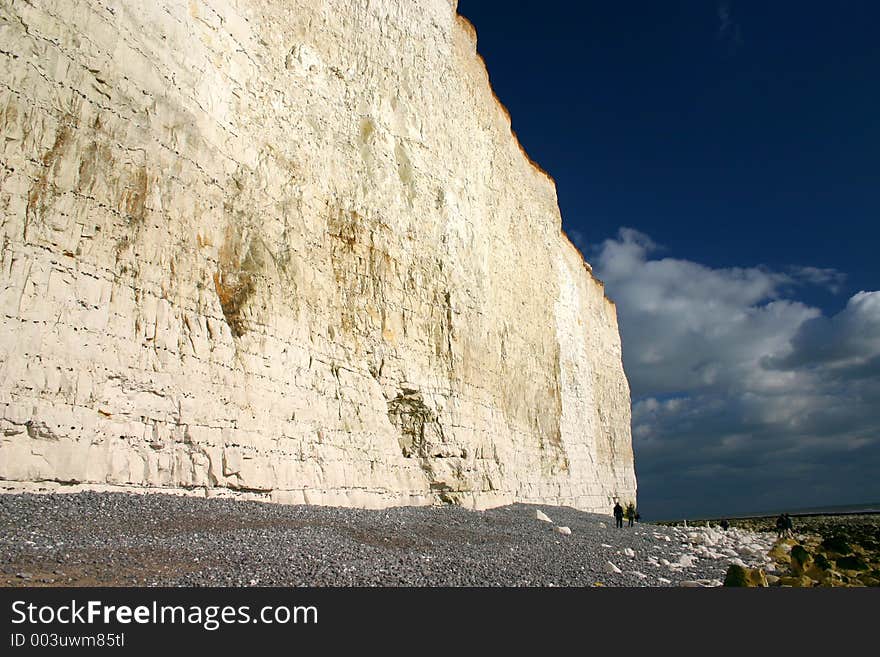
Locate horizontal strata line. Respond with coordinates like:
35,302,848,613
0,480,504,497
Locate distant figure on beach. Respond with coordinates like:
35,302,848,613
613,501,624,528
775,513,787,538
625,502,636,527
783,513,794,538
720,519,730,531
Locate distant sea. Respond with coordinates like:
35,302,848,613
760,502,880,517
677,502,880,522
704,502,880,518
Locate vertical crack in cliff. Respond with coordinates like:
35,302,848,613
441,289,455,371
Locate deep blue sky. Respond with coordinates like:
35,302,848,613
457,1,879,519
458,0,878,306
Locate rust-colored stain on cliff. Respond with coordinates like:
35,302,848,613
213,269,255,338
25,121,72,240
213,225,262,338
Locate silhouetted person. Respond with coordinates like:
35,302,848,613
613,502,624,528
775,514,786,539
720,519,730,531
625,502,636,527
783,513,794,538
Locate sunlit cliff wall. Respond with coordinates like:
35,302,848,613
0,0,636,510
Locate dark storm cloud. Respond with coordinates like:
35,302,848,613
766,291,880,372
592,228,880,518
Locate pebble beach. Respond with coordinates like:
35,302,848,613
0,492,786,587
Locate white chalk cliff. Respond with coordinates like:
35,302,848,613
0,0,637,511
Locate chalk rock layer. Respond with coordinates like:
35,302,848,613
0,0,636,510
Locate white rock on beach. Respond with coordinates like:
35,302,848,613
536,510,553,523
677,554,697,568
606,562,622,574
554,526,571,536
623,547,635,557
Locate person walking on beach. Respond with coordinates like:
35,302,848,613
775,513,787,539
625,502,636,527
613,501,624,528
783,513,794,538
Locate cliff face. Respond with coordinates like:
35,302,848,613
0,0,636,510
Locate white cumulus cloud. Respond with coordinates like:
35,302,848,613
591,228,880,518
